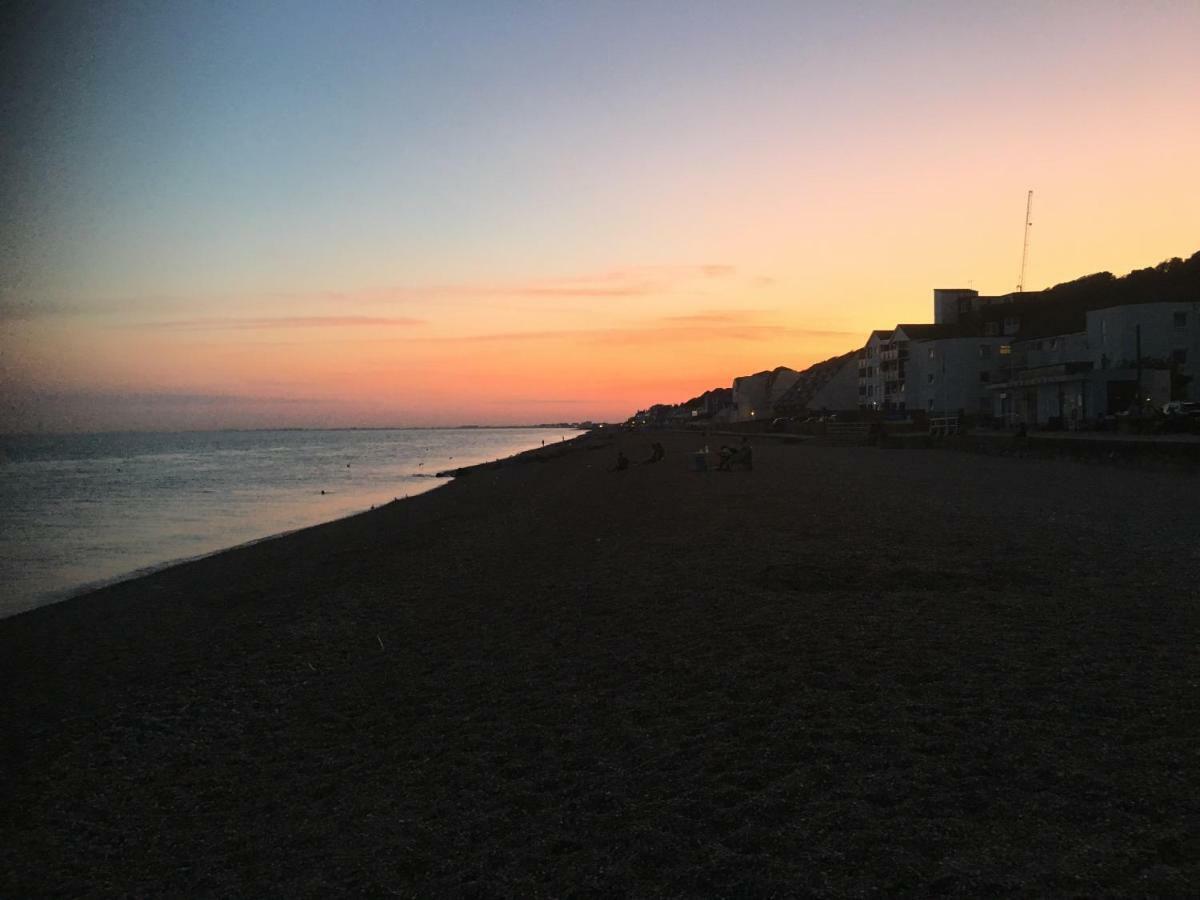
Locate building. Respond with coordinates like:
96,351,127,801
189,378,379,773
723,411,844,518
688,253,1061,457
899,326,1006,416
856,330,892,410
985,301,1199,425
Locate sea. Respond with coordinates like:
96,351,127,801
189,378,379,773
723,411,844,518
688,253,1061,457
0,427,581,619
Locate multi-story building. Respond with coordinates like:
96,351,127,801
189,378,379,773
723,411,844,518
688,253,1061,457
985,301,1199,425
900,326,1007,416
857,261,1199,426
856,330,891,410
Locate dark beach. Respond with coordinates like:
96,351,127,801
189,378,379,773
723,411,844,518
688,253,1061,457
3,431,1197,896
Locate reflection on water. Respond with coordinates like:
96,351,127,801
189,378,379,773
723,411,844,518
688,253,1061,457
0,428,580,617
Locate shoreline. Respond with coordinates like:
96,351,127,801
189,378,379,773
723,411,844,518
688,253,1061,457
3,430,1197,895
2,429,587,621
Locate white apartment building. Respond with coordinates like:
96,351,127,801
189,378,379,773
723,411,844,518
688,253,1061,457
856,330,892,411
903,330,1008,416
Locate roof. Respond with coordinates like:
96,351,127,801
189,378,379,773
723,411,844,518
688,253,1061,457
893,323,970,340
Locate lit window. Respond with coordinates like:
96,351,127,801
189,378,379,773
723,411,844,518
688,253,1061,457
999,345,1011,356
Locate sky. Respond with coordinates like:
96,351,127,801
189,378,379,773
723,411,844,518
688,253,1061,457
2,0,1198,432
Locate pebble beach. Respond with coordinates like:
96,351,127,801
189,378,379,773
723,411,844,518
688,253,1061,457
3,430,1198,896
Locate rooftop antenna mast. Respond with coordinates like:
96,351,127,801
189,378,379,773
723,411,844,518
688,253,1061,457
1016,189,1033,292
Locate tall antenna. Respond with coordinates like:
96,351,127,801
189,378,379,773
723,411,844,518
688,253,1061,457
1017,189,1033,292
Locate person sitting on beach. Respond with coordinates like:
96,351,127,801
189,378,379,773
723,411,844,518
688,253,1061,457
612,450,630,471
716,445,736,471
718,438,753,471
643,441,665,463
730,443,753,470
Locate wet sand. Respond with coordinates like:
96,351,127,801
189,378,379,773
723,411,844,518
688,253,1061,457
3,431,1198,896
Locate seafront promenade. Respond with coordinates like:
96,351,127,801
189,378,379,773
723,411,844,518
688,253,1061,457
3,431,1197,895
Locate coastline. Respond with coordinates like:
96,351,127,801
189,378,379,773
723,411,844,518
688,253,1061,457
1,427,583,620
3,430,1198,895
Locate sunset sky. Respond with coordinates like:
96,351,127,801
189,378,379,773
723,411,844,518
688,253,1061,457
3,1,1199,431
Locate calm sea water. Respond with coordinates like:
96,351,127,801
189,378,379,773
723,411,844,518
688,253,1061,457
0,427,580,618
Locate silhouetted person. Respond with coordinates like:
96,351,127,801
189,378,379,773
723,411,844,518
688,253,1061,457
612,450,629,471
720,438,753,471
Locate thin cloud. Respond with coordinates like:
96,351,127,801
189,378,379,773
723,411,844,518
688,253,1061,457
584,324,792,345
14,389,315,406
397,322,857,347
660,309,777,324
263,265,740,305
0,297,95,321
29,265,746,318
131,316,427,330
481,398,583,405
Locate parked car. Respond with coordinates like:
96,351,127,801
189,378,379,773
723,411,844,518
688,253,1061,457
1162,401,1200,417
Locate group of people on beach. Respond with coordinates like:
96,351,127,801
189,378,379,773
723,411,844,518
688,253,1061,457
611,441,664,471
613,438,752,472
715,438,753,471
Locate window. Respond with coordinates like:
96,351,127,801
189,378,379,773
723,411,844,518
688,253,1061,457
984,321,1000,336
1172,349,1188,364
1049,338,1058,350
979,345,991,358
1003,316,1020,335
928,347,935,359
999,344,1011,356
1174,312,1188,328
927,399,934,410
927,374,935,383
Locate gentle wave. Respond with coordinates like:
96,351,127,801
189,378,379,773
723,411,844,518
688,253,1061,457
0,428,581,618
